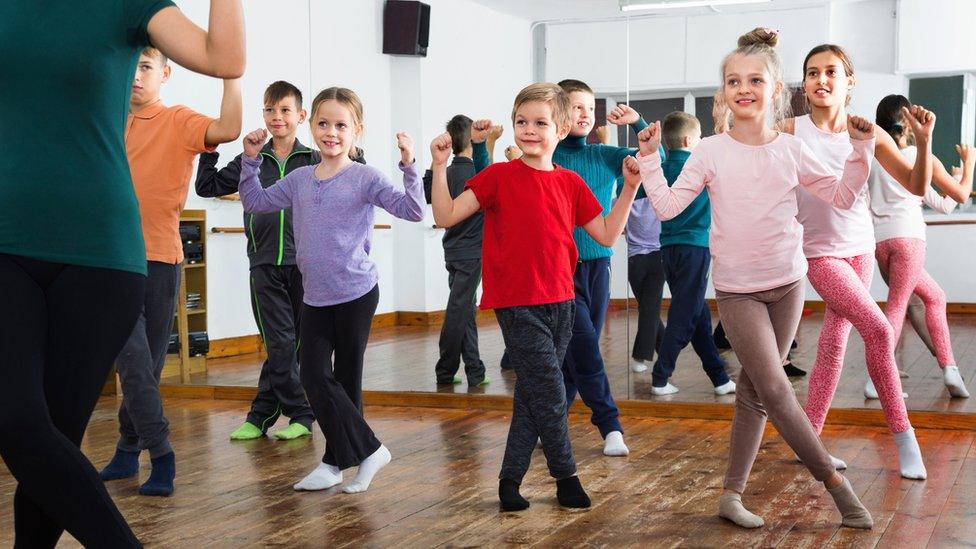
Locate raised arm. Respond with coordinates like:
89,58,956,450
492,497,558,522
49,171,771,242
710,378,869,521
873,106,935,197
798,114,876,209
582,157,641,246
195,151,243,197
147,1,245,78
366,133,425,221
238,129,294,213
635,122,707,221
932,144,975,203
604,104,649,166
486,125,504,164
430,133,481,228
472,141,490,172
204,79,243,146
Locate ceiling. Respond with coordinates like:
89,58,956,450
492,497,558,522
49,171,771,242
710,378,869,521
466,0,840,23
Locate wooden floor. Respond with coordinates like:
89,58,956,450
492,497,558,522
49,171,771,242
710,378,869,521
169,310,976,415
2,397,974,547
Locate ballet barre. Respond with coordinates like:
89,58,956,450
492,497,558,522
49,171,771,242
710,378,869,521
925,218,976,226
212,225,392,233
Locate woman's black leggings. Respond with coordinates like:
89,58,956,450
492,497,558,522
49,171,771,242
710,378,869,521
0,254,144,548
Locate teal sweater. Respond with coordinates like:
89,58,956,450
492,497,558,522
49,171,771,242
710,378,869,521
660,149,710,248
554,120,648,261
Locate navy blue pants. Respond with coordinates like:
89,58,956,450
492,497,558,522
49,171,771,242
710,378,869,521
562,257,622,437
652,246,730,388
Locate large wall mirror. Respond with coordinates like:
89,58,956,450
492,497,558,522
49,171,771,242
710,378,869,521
156,0,976,427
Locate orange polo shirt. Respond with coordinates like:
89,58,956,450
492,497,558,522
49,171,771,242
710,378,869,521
125,101,215,264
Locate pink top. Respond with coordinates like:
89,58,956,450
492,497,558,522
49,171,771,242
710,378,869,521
794,115,876,258
637,131,875,293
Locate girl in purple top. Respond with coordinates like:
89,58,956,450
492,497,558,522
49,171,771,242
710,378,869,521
239,87,424,494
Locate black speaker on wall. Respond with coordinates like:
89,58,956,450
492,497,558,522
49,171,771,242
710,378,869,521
383,1,430,57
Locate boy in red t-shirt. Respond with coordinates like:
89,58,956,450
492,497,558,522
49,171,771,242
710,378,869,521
430,83,642,512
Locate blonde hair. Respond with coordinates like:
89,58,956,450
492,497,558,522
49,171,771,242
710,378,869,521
310,87,364,159
511,83,571,129
662,111,701,150
719,28,791,127
141,47,167,65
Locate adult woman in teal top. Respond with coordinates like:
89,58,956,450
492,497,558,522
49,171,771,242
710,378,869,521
0,2,244,546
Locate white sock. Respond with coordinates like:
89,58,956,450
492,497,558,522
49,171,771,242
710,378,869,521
293,463,342,491
864,379,907,400
714,380,736,395
795,453,848,470
894,428,927,480
943,365,970,398
603,431,629,457
631,360,648,373
342,445,392,493
651,383,679,396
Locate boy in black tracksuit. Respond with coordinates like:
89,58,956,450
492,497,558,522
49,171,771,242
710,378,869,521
195,81,318,440
422,115,491,386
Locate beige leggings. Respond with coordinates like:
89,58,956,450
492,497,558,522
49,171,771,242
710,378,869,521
716,279,835,493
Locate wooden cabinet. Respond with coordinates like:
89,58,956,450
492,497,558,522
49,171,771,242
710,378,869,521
162,209,208,383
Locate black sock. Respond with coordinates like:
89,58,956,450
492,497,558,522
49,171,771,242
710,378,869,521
499,478,530,511
556,476,591,508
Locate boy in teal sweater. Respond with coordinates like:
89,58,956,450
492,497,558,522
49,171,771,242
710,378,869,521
650,112,734,396
553,79,648,457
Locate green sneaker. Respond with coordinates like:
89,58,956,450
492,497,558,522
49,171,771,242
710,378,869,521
453,374,462,384
230,422,264,441
476,376,491,387
273,423,312,440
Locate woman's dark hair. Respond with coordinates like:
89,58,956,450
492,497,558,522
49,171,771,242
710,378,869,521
876,94,913,145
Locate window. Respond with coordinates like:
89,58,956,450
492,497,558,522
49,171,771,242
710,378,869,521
909,75,966,167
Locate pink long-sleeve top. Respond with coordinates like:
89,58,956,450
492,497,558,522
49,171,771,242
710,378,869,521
637,131,876,293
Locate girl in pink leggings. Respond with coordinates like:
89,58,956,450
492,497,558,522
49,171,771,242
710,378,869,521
870,94,974,399
637,28,874,530
784,45,948,480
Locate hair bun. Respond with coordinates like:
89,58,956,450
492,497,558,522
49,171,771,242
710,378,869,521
738,27,779,48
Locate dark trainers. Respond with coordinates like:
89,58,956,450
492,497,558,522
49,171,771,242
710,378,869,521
784,360,807,377
713,323,732,350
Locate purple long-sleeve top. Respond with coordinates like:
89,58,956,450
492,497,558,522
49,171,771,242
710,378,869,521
239,154,425,306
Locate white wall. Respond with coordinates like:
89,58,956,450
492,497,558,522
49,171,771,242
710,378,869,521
545,6,831,91
159,0,531,339
897,0,976,75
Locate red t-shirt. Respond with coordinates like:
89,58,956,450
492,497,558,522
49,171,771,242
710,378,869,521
466,159,603,309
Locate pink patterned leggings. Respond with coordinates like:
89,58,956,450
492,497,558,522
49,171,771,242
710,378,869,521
804,254,910,434
875,237,955,367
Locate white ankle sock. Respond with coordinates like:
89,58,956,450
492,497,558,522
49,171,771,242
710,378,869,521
718,492,764,528
342,445,392,493
943,365,970,398
864,379,907,400
603,431,629,456
294,463,342,491
714,380,736,395
894,428,927,480
795,453,848,470
651,383,679,396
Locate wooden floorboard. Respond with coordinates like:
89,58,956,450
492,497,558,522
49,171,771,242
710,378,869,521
166,311,976,418
3,398,976,547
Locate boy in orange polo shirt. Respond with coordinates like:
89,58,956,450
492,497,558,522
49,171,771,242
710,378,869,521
99,47,242,497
